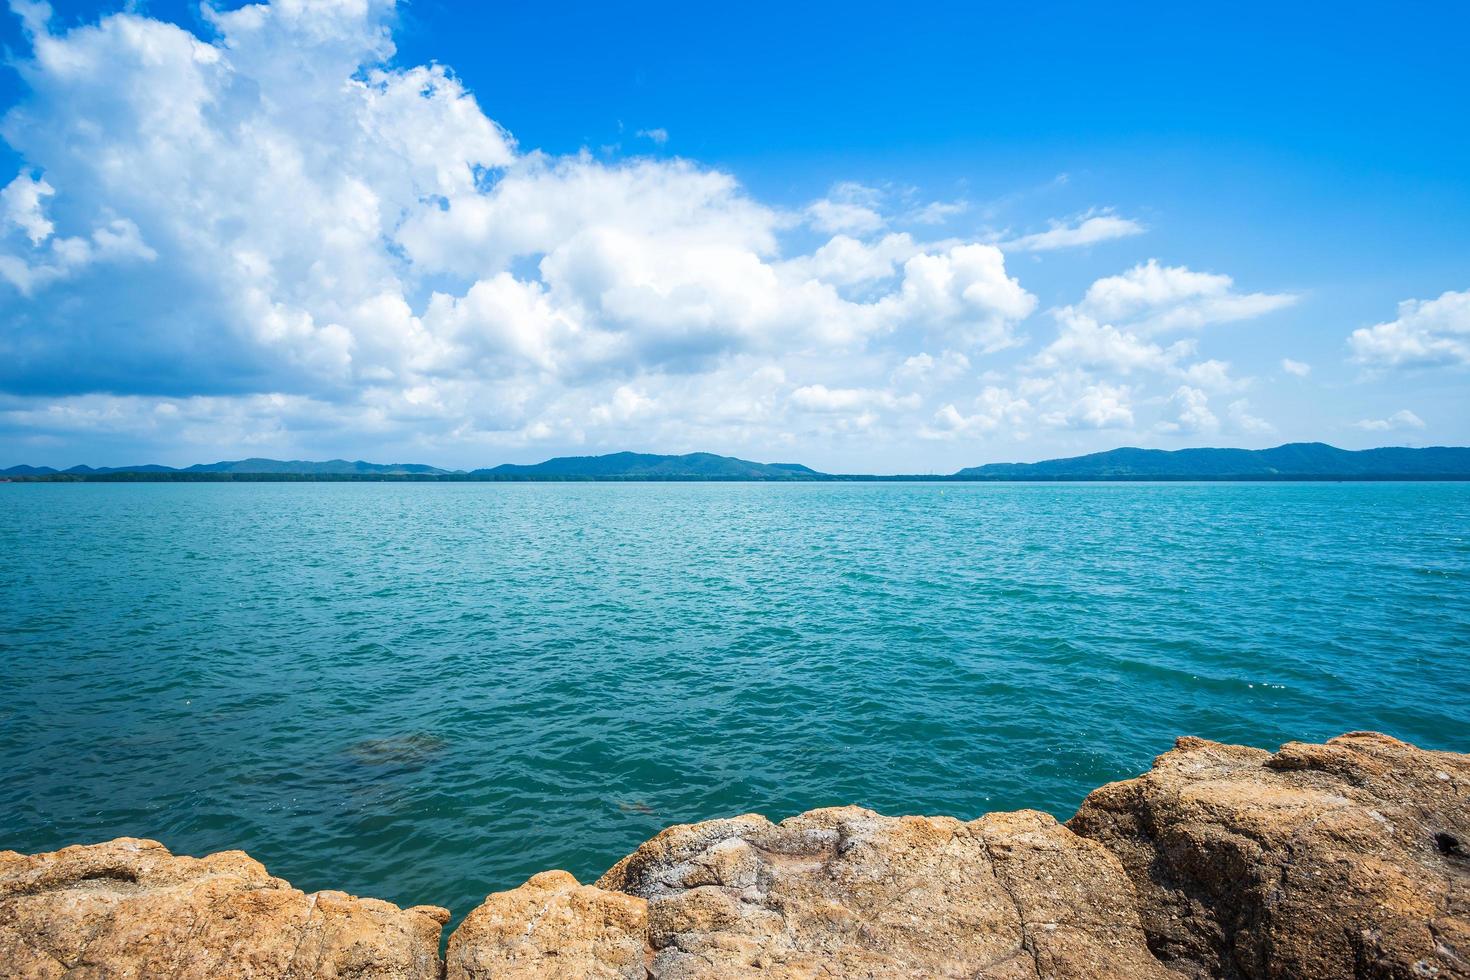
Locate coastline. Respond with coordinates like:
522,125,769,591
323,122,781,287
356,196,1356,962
7,472,1470,482
4,731,1465,978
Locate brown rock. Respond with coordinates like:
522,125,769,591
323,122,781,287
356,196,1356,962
446,869,649,979
591,804,1177,979
6,733,1466,978
1069,731,1470,979
0,837,446,979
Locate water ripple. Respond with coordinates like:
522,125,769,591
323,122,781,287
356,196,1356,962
1,481,1467,928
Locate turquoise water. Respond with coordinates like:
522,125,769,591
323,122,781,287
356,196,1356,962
2,482,1468,923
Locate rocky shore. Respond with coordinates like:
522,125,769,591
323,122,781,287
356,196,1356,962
3,731,1465,978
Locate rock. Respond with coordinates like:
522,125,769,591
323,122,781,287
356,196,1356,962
344,733,449,768
586,804,1178,979
1069,731,1470,979
6,733,1467,978
0,837,447,979
446,869,649,979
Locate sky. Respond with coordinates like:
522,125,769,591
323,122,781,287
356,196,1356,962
0,0,1466,472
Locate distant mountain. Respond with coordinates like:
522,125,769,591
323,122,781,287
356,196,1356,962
955,443,1470,480
63,464,176,474
183,458,454,475
6,444,1470,481
1,459,454,477
473,452,825,480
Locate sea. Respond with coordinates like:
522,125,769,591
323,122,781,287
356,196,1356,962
2,481,1467,923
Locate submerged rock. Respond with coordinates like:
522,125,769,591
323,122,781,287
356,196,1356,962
3,732,1466,978
343,732,449,767
0,837,448,979
1069,731,1470,979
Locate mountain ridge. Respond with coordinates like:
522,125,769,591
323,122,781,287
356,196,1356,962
1,458,457,477
472,451,820,481
955,442,1470,479
4,443,1470,480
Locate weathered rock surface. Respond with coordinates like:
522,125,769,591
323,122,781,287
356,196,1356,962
4,733,1467,978
446,869,648,979
1070,731,1470,979
0,837,448,979
584,805,1177,979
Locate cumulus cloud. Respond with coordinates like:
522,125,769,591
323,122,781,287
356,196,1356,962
1030,378,1134,430
1181,358,1246,392
0,0,1430,466
781,233,919,287
1227,399,1274,435
1281,358,1311,376
876,245,1037,351
908,199,968,225
789,384,919,413
1354,409,1425,432
1348,289,1470,369
0,169,157,295
0,0,1046,455
1008,260,1294,440
1031,259,1291,390
1158,385,1218,435
893,350,971,385
1034,313,1188,375
589,385,655,424
1,172,53,244
1052,384,1134,430
804,182,886,235
1077,259,1297,334
922,387,1029,438
1003,210,1145,252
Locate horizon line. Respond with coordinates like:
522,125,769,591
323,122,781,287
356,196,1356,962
5,440,1470,482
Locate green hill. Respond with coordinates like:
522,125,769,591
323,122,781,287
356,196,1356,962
473,451,824,480
956,443,1470,479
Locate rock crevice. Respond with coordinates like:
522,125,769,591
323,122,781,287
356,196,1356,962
2,732,1465,978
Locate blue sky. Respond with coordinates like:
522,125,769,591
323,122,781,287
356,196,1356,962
0,0,1466,471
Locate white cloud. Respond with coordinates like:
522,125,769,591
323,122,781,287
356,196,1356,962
1348,289,1470,369
922,387,1029,438
636,128,669,145
893,350,970,385
1,172,53,244
789,384,919,413
0,170,157,295
1281,358,1311,376
804,181,886,235
1036,380,1134,430
1227,399,1274,435
1066,384,1134,430
909,199,968,225
589,385,655,424
781,233,919,287
805,200,884,235
1181,358,1245,392
1014,260,1290,441
1158,385,1218,434
1033,261,1288,391
1077,259,1296,334
1354,409,1425,432
0,0,1043,454
876,244,1037,351
1034,311,1188,375
1003,211,1145,252
0,0,1438,469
